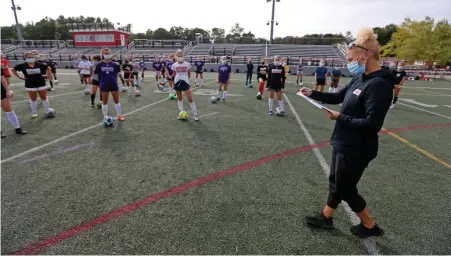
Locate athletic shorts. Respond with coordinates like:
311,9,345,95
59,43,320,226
92,79,100,86
195,70,203,74
100,83,119,92
1,86,6,100
330,78,339,86
124,72,132,79
154,71,161,77
26,86,47,92
218,78,229,84
316,79,326,86
174,80,190,91
258,75,267,82
268,84,282,92
51,70,56,74
132,72,139,79
82,74,90,78
297,70,303,75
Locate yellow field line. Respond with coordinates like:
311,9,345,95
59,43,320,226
382,128,451,169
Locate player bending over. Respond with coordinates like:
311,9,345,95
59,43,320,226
172,50,199,121
95,48,124,122
90,55,102,107
391,63,407,108
256,60,268,99
329,67,342,93
194,56,204,87
1,68,26,138
217,56,232,102
267,55,286,116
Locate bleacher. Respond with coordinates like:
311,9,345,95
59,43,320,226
268,44,341,58
187,44,213,57
210,44,235,56
234,44,265,56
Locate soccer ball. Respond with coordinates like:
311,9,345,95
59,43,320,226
276,107,282,116
9,90,13,97
84,89,91,95
249,84,253,88
168,93,177,100
256,94,262,100
96,101,102,109
178,111,189,120
135,90,141,96
210,96,217,103
103,116,114,127
45,108,55,118
121,86,128,92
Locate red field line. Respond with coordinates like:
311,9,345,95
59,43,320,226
11,123,451,255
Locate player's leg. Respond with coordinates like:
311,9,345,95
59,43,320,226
100,84,110,119
276,90,285,116
200,72,204,86
37,87,50,111
391,86,402,108
174,81,185,119
258,77,265,96
78,71,83,86
185,88,199,121
268,88,275,115
52,71,58,82
48,73,54,90
222,82,229,101
1,95,26,135
111,90,124,121
91,81,99,107
217,83,224,101
27,89,38,117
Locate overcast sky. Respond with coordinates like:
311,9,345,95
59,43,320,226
1,0,450,39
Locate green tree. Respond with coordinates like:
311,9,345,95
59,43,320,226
211,27,226,43
373,24,397,45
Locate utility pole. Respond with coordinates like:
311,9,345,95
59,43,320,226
11,0,24,41
267,0,280,45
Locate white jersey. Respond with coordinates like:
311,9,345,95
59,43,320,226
78,60,92,75
172,61,191,84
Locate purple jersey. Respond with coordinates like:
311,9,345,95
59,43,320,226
95,61,120,87
166,60,174,75
218,64,231,82
153,61,162,71
139,62,145,69
194,60,204,71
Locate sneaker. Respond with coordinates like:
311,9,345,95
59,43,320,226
305,212,334,229
268,111,273,116
390,103,395,109
31,113,38,118
15,128,27,135
117,115,125,121
350,223,384,238
194,115,199,121
300,82,303,86
280,111,286,116
1,131,5,138
91,104,95,108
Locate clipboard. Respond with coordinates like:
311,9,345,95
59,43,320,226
296,92,333,113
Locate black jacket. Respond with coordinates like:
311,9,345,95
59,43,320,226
310,68,395,159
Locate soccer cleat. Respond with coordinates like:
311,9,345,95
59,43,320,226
1,131,5,138
350,223,384,238
268,111,273,116
300,82,303,86
31,113,38,118
194,115,199,121
91,104,95,108
390,103,396,109
305,212,334,229
117,115,125,121
15,128,27,135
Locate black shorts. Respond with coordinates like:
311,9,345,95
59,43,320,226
330,78,339,86
195,70,203,74
124,73,132,79
132,72,139,79
92,79,100,86
258,75,267,82
51,70,56,74
174,80,190,91
1,86,6,100
268,84,282,92
167,76,174,81
317,79,326,86
82,74,90,78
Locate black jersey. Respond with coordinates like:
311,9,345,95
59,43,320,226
257,65,268,76
267,64,286,89
247,63,254,73
122,64,133,73
392,70,407,85
14,62,48,88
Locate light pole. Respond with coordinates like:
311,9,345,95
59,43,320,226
11,0,24,41
267,0,280,44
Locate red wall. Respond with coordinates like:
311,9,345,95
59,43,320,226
72,31,129,47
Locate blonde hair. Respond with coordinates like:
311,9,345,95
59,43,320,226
354,27,380,60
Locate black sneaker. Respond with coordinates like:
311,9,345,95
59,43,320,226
15,128,27,135
350,223,384,238
1,131,5,138
305,212,334,229
91,104,95,108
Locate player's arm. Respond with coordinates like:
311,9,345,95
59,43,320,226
281,66,286,90
266,67,272,89
12,65,25,80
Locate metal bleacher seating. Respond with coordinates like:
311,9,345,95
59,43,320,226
268,44,341,58
186,44,213,57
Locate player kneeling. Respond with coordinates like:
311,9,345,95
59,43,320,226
172,50,199,121
95,48,124,123
267,56,286,116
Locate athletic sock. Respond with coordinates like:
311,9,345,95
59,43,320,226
278,100,285,112
328,87,333,93
114,103,122,115
102,104,108,117
30,100,37,114
393,96,398,104
91,94,95,105
6,111,20,129
189,102,198,116
42,99,50,110
268,98,274,111
128,86,132,94
296,78,299,84
49,80,53,88
259,82,264,94
201,79,204,85
177,100,184,112
217,90,222,99
223,91,228,100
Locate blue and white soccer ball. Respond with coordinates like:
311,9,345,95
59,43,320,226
103,116,114,127
210,96,217,103
45,108,55,118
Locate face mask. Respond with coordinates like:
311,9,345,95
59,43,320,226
319,62,325,67
347,60,366,75
397,66,404,70
25,58,35,64
103,54,111,60
177,57,184,62
274,61,281,66
261,62,265,65
221,60,227,64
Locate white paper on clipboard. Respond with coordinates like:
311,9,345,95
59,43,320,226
296,92,333,113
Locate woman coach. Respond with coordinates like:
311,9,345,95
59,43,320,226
299,27,395,238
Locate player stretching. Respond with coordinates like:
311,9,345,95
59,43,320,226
1,68,27,138
267,56,286,116
166,54,175,93
296,59,304,85
90,56,102,107
95,48,124,122
12,52,53,118
256,60,268,99
122,59,135,96
390,63,407,109
329,67,342,93
172,50,199,121
194,56,204,87
217,56,232,102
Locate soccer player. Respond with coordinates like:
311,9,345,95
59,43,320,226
44,58,57,90
139,60,146,81
314,60,328,92
153,57,163,88
256,60,268,99
267,56,286,116
48,58,58,82
329,67,342,93
172,49,199,121
245,59,253,88
1,68,26,138
296,59,304,85
94,48,124,122
12,52,53,118
122,58,135,96
74,56,84,86
283,59,290,84
194,56,204,87
217,56,232,102
78,55,92,89
90,55,102,107
391,63,407,108
165,54,175,93
1,57,11,84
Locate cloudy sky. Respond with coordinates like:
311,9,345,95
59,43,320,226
1,0,450,38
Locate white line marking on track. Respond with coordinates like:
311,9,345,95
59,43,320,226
397,102,451,120
284,94,380,255
1,80,215,164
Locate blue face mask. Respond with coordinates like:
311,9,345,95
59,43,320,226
397,66,404,70
25,58,35,64
347,60,365,75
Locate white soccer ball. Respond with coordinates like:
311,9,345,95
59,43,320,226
210,96,217,103
276,107,282,115
121,86,128,92
103,116,114,127
45,108,55,117
84,89,91,95
135,90,141,96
